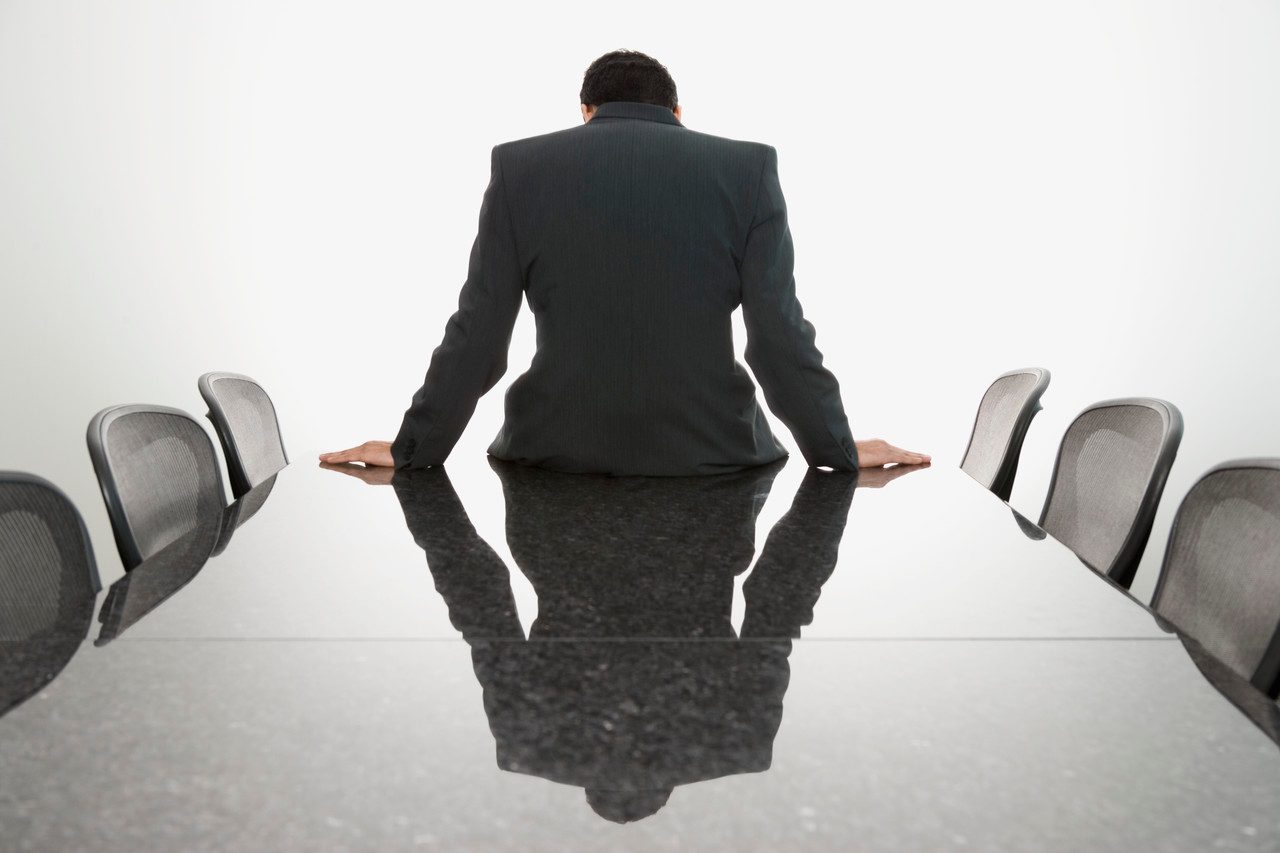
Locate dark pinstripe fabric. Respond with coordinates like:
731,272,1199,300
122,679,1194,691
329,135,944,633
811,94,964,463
391,101,859,475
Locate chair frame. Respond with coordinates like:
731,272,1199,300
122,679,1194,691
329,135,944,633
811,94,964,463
198,372,288,499
960,367,1052,501
0,470,102,593
86,403,225,571
1038,397,1183,589
1150,458,1280,699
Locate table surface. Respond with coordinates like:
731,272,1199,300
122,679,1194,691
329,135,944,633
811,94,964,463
2,456,1278,851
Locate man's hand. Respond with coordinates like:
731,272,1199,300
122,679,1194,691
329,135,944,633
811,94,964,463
319,441,394,467
855,439,930,468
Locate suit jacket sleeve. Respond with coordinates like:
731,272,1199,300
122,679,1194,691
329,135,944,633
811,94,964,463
391,145,525,469
739,145,859,471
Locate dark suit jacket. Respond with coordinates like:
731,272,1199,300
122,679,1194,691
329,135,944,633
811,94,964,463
391,100,859,475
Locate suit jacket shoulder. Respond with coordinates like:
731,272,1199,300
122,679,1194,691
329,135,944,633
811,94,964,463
494,123,771,173
493,124,774,255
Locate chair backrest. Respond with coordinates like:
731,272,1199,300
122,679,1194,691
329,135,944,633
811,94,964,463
0,471,100,636
1038,398,1183,588
1150,459,1280,698
87,404,226,571
198,372,288,498
960,368,1051,501
0,472,99,716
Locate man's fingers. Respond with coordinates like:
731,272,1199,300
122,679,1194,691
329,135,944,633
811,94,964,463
891,446,930,464
855,439,931,468
319,440,395,467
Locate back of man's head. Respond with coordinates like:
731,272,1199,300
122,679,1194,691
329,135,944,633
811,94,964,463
580,50,678,110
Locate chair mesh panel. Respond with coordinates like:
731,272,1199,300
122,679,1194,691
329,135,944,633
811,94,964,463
0,510,62,638
0,476,97,717
0,479,96,642
1040,405,1165,574
208,377,286,490
961,372,1040,490
104,411,224,563
1155,467,1280,682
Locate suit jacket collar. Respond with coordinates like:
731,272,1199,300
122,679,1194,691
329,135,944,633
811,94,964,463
590,101,683,126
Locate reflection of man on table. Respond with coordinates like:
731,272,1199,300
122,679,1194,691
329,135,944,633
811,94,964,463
385,458,910,822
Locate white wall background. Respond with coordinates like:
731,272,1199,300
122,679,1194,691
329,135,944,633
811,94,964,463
1,0,1278,600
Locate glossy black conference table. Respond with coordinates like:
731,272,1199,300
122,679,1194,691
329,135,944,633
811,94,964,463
2,456,1278,851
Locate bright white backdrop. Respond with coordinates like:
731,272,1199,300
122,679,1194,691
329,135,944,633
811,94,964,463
2,0,1278,600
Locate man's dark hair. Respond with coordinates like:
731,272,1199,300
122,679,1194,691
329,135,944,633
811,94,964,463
579,50,678,110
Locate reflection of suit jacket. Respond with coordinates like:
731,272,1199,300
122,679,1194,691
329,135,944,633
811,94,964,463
392,458,856,803
389,100,859,475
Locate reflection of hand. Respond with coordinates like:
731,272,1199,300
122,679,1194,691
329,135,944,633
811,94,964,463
857,461,930,489
855,439,930,468
319,441,394,467
320,461,396,486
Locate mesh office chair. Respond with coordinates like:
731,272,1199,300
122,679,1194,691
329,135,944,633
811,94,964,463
1038,398,1183,588
0,472,100,717
960,368,1051,501
198,372,287,499
1150,459,1280,698
87,404,226,571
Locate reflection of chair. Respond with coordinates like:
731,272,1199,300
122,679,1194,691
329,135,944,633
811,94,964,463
96,514,221,645
87,404,226,570
1151,459,1280,699
96,470,279,644
960,368,1051,501
198,372,288,498
1009,506,1047,541
212,474,278,556
1179,635,1280,747
0,472,100,717
1038,398,1183,588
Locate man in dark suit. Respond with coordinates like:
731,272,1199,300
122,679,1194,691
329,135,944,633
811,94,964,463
322,50,929,475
